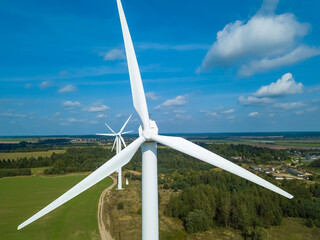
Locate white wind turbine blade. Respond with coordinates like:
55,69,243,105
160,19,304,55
116,0,150,129
152,135,293,199
105,122,116,134
120,135,126,148
120,114,132,134
121,130,133,135
111,136,118,152
96,133,117,136
18,137,145,230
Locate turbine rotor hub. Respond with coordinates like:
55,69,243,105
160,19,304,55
139,120,158,141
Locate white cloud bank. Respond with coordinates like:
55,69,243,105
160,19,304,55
254,73,303,97
239,73,303,105
197,0,320,76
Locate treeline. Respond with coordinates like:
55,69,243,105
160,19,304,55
0,147,115,175
310,159,320,168
205,143,291,163
0,139,71,152
0,168,31,178
0,157,51,168
43,147,115,174
125,143,291,174
1,142,293,176
164,171,320,237
125,147,213,174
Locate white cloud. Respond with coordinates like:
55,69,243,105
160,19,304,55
155,95,187,109
59,70,68,76
273,101,305,110
82,104,109,112
137,42,210,51
24,83,32,88
0,112,27,118
104,49,125,61
146,92,160,100
239,46,320,76
97,114,106,118
200,110,219,117
226,116,235,120
62,100,82,107
173,110,186,114
67,118,84,123
306,107,318,112
174,113,192,120
197,0,319,76
253,73,303,97
238,96,274,105
222,109,235,114
296,111,304,115
249,112,259,117
116,113,125,118
40,81,51,88
58,84,77,93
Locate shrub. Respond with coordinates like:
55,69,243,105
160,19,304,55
306,218,314,228
137,208,142,214
117,202,124,210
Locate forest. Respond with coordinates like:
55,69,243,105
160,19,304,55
164,171,320,237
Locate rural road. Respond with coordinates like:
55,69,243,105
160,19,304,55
98,175,116,240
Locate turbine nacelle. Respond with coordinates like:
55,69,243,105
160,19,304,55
139,120,158,141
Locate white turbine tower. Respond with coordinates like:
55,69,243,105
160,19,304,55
18,1,293,239
96,115,132,190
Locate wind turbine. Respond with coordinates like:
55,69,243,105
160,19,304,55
18,1,293,239
96,115,132,190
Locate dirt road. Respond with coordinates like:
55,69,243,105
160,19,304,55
98,175,116,240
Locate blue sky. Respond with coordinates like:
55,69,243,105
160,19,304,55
0,0,319,135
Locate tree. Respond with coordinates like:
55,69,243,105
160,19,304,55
185,209,209,234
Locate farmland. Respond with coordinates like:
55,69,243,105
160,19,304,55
0,149,66,160
0,174,112,240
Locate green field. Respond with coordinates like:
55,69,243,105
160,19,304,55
0,174,112,240
0,149,66,160
31,167,49,175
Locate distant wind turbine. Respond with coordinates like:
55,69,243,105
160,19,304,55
18,1,293,240
96,115,132,190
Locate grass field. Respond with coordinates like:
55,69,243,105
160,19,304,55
31,167,49,175
0,149,66,160
0,174,112,240
269,217,320,240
